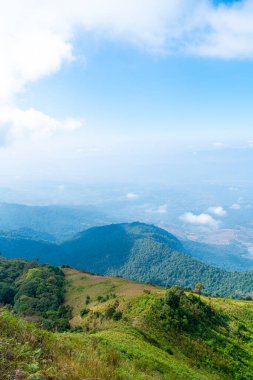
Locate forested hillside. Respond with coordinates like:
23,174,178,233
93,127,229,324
2,223,253,297
0,257,71,330
61,223,253,297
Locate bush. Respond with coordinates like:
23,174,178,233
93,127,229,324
105,305,116,319
112,311,122,321
161,286,223,333
0,257,70,331
80,308,90,317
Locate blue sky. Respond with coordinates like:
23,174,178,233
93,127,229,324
19,39,253,142
0,0,253,185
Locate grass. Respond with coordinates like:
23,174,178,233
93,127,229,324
2,267,253,379
62,267,253,379
0,308,122,380
63,267,162,327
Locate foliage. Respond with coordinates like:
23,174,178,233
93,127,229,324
0,257,71,331
80,308,90,317
161,286,224,332
3,262,253,379
3,222,253,298
0,308,126,380
64,266,253,379
62,223,253,298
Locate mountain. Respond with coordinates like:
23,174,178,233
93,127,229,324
181,239,253,272
0,230,62,264
2,222,253,297
0,203,109,240
0,201,252,271
2,258,253,379
61,222,253,297
61,221,183,270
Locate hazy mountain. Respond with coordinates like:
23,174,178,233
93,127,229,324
0,203,110,240
181,240,253,272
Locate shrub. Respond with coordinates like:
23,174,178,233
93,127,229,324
80,308,90,317
112,311,122,321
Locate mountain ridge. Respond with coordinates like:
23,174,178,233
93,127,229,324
1,222,253,297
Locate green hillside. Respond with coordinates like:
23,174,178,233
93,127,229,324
63,266,253,379
2,222,253,297
62,222,253,297
2,260,253,379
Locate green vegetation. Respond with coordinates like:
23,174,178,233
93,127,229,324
62,266,253,379
62,222,253,298
0,257,71,331
2,263,253,378
3,222,253,298
0,308,126,380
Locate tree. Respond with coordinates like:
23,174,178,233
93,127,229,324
0,282,15,304
194,283,204,295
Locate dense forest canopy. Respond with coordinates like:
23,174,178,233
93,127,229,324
0,257,71,331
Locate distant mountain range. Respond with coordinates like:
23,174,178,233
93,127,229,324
1,221,253,297
0,203,110,241
0,202,252,271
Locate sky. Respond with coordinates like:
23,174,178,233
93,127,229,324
0,0,253,186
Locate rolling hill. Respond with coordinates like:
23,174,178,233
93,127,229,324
61,222,253,297
2,258,253,379
2,222,253,297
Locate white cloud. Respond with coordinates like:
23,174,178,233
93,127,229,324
156,205,168,214
126,192,139,200
0,2,72,103
2,1,253,145
188,1,253,59
180,212,219,228
213,142,225,148
207,206,227,217
1,0,253,106
230,203,241,210
0,106,82,143
146,204,168,214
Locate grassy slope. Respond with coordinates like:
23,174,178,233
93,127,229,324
0,308,127,380
2,267,253,379
63,267,253,379
63,267,163,326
